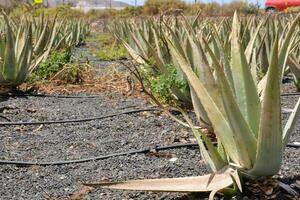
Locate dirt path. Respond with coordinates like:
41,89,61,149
0,34,299,200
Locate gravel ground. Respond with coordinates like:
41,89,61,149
0,38,299,199
0,85,299,200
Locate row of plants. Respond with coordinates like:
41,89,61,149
112,13,300,102
103,12,300,198
0,11,89,87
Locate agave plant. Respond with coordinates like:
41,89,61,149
86,13,300,198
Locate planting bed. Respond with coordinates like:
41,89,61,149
0,83,299,200
0,39,299,200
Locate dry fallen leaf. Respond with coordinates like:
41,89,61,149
264,187,274,195
25,107,37,113
101,177,109,181
147,151,175,159
84,166,240,199
68,186,94,200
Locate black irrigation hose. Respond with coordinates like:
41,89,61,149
0,143,198,167
0,108,159,126
0,143,299,167
281,92,300,96
0,92,300,99
0,93,104,99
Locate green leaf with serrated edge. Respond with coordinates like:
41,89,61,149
34,20,49,55
122,40,146,65
230,16,261,136
2,13,17,82
167,36,243,168
152,27,165,65
279,13,300,77
186,32,223,125
190,88,211,126
209,26,235,93
204,39,257,169
181,110,227,172
16,24,32,84
249,34,282,177
129,30,148,60
288,54,300,90
245,17,266,63
139,32,166,73
283,98,300,146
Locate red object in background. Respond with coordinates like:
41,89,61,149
265,0,300,11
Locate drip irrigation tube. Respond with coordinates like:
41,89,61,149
0,106,295,125
281,92,300,96
0,108,159,126
0,92,104,99
0,143,198,167
0,92,299,99
0,142,298,167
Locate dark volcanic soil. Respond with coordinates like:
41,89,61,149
0,38,299,199
0,86,299,200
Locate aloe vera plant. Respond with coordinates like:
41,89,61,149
87,13,300,198
111,19,192,104
64,20,90,47
166,12,300,177
0,14,33,86
0,11,90,87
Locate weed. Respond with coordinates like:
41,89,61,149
91,33,127,61
143,63,188,104
30,49,72,82
51,63,92,84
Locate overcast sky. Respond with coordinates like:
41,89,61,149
117,0,264,7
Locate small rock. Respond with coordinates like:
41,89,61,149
169,157,178,162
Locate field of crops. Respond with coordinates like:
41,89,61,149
0,3,299,200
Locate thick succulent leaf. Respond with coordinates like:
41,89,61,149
182,111,227,171
2,14,17,83
186,33,224,125
122,41,146,64
152,27,166,66
283,98,300,146
43,17,59,61
205,40,257,169
190,88,211,126
15,24,25,60
84,167,238,193
230,13,261,136
287,55,300,80
16,25,32,83
168,37,243,167
34,21,49,55
249,34,282,177
245,17,266,63
129,30,148,60
278,13,300,77
140,33,166,73
209,29,235,91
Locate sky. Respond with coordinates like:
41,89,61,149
117,0,264,7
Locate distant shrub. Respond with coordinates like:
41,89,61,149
144,0,186,15
8,0,261,19
35,5,85,19
241,3,259,14
185,3,206,15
